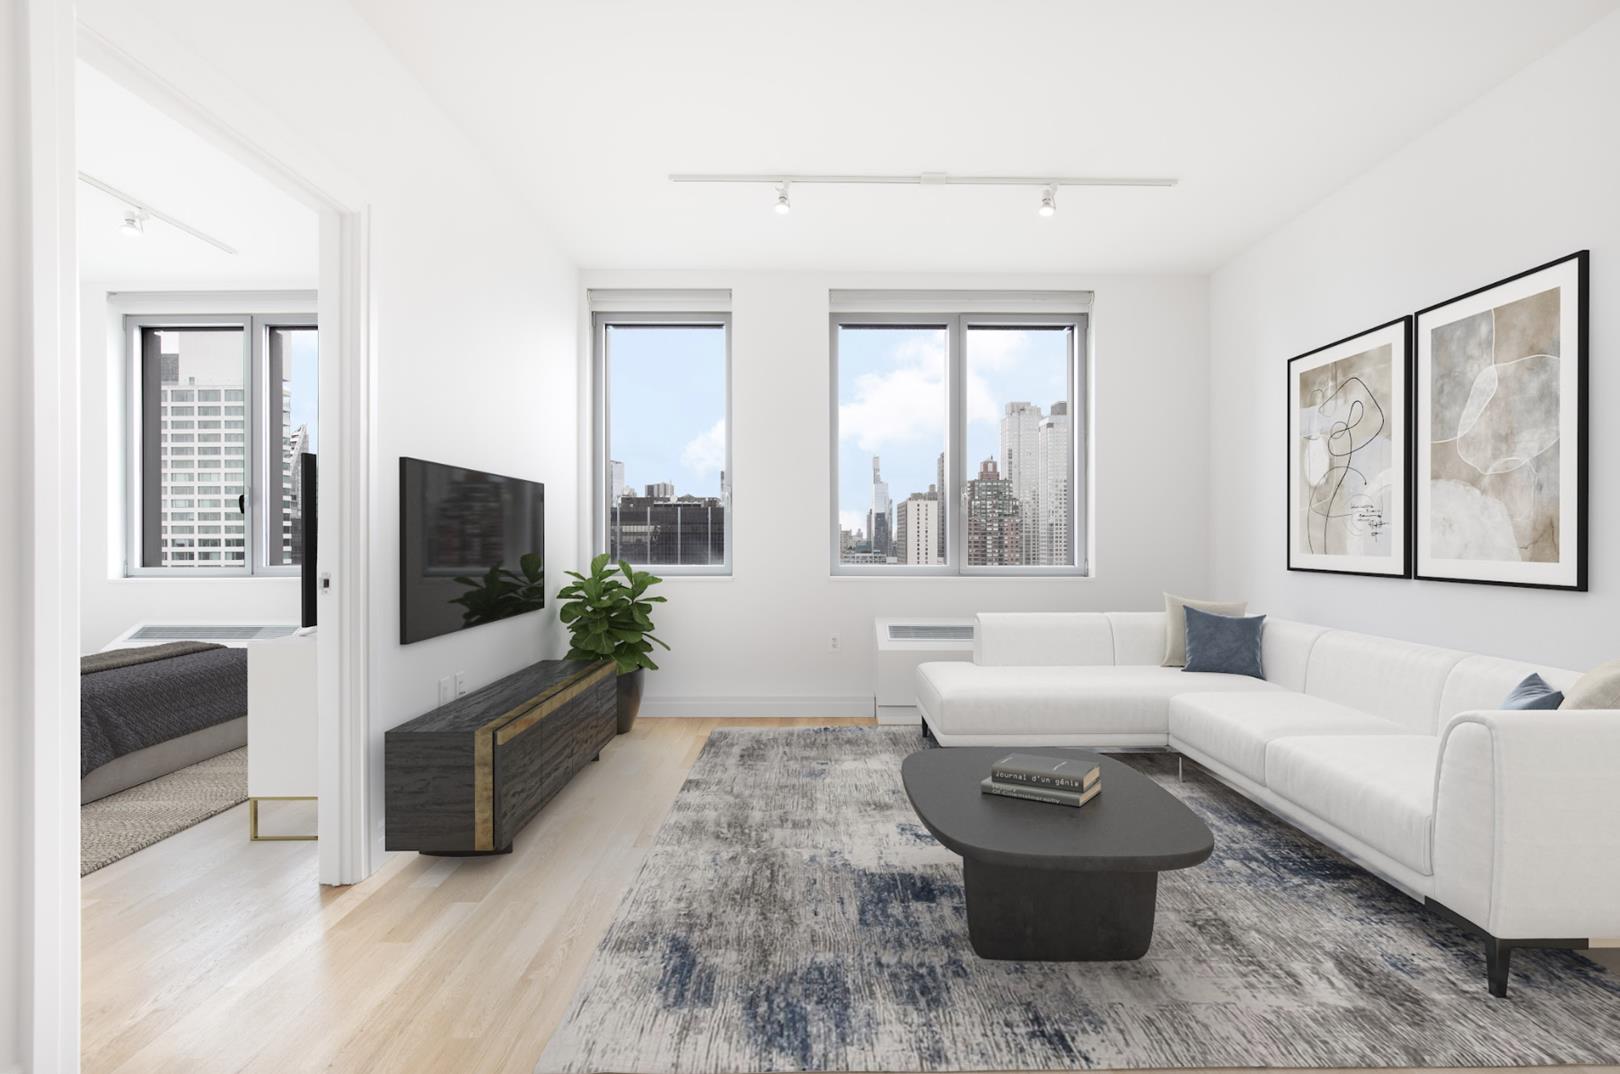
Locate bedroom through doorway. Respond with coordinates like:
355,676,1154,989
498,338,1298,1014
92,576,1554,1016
75,55,322,877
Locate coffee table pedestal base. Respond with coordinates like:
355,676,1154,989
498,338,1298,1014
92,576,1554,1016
963,858,1158,961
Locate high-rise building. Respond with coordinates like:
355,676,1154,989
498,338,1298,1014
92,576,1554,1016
936,451,947,560
610,459,627,503
645,481,675,499
867,455,893,560
1000,401,1043,564
153,334,248,568
965,457,1021,566
609,494,724,565
896,489,941,565
1036,401,1072,566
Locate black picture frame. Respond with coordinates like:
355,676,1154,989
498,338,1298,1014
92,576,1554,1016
1412,250,1588,591
1286,316,1414,579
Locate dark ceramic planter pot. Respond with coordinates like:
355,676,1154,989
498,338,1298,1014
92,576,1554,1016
615,668,644,734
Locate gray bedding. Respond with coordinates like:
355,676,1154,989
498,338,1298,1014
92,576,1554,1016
80,642,248,777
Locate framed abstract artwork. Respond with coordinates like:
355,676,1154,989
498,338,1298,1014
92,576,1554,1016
1414,251,1588,590
1288,317,1411,577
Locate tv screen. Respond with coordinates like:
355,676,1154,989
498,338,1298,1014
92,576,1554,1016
399,457,546,645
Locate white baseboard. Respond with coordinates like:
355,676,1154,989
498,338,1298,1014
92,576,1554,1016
640,695,874,718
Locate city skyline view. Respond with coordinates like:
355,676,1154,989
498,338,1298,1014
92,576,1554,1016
838,324,1076,566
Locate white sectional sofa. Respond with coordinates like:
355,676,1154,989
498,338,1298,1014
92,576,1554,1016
914,611,1620,995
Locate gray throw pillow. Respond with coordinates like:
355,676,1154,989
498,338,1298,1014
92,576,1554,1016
1560,659,1620,710
1162,593,1247,667
1182,607,1266,679
1502,673,1564,710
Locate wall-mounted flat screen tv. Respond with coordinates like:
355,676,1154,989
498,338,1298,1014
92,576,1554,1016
399,457,545,645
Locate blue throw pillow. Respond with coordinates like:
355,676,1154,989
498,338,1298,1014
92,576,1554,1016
1502,673,1564,710
1182,606,1266,679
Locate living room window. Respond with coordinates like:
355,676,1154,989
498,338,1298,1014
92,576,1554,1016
126,312,318,576
591,303,732,574
831,295,1088,576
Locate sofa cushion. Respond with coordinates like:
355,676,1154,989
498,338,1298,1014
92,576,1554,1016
1502,674,1564,710
1162,593,1247,666
1560,659,1620,711
973,612,1115,667
915,663,1283,738
1259,619,1330,692
1439,654,1582,721
1169,691,1409,784
1106,612,1167,667
1304,630,1467,734
1183,608,1266,678
1266,735,1440,875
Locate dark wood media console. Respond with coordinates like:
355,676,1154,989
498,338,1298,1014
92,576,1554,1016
384,659,616,854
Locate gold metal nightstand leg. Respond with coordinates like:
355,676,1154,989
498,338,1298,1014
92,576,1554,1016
248,796,318,841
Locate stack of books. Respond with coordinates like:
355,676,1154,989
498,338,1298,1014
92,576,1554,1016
980,753,1101,808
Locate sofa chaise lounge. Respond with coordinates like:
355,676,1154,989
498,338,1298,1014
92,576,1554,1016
914,611,1620,996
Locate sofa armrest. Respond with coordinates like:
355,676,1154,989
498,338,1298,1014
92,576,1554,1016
1433,708,1620,940
973,612,1115,667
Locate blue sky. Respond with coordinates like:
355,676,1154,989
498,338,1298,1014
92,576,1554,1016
608,325,727,498
836,326,1070,536
286,328,319,451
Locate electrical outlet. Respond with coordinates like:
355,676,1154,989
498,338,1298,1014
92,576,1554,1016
829,633,841,652
438,676,453,705
455,671,468,697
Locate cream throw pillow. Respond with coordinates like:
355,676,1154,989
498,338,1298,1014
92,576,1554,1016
1559,659,1620,710
1163,593,1248,667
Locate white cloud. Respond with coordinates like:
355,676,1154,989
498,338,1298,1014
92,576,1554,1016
681,419,726,477
838,337,947,451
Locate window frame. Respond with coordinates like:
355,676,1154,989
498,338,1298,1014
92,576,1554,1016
828,309,1089,578
124,310,318,577
591,310,734,576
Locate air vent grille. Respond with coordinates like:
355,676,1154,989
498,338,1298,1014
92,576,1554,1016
129,624,297,642
887,624,974,641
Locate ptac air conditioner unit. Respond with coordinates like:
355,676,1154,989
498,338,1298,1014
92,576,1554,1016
873,618,974,724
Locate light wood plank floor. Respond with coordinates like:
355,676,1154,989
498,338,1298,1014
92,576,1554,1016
82,717,1619,1074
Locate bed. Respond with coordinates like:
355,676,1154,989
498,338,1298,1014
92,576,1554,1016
80,642,249,803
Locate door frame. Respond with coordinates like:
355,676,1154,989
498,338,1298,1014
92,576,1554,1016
24,2,378,1068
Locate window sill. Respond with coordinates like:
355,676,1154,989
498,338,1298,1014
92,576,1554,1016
113,574,300,583
829,573,1093,582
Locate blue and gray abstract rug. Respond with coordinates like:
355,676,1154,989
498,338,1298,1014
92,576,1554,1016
538,727,1620,1072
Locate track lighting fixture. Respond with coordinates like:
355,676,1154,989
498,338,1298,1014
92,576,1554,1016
120,210,146,237
670,171,1176,217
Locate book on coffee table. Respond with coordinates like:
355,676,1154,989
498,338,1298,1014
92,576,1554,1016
990,752,1101,793
980,776,1101,808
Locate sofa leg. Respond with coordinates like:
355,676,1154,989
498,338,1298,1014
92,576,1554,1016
920,720,936,745
1486,939,1511,998
1177,755,1184,783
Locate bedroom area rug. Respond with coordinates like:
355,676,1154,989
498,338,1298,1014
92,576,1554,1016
80,747,247,875
537,727,1620,1073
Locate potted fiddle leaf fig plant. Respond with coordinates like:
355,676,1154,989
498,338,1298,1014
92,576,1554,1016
557,553,668,734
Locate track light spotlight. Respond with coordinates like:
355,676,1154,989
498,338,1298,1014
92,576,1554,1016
774,182,791,215
121,210,146,237
1037,185,1057,217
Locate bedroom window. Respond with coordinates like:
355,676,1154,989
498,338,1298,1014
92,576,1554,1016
126,312,317,576
591,307,732,575
830,299,1088,576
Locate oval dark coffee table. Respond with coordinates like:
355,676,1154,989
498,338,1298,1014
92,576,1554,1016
902,747,1213,961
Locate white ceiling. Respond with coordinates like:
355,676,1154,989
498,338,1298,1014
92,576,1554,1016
77,61,319,290
353,0,1618,274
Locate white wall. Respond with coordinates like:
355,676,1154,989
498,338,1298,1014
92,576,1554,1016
77,0,582,863
1,2,27,1066
1209,10,1620,670
78,288,312,650
582,271,1212,712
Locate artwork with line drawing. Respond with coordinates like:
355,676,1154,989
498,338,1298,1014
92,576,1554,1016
1287,318,1409,577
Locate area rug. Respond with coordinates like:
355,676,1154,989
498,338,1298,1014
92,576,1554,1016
537,727,1620,1073
81,747,247,875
